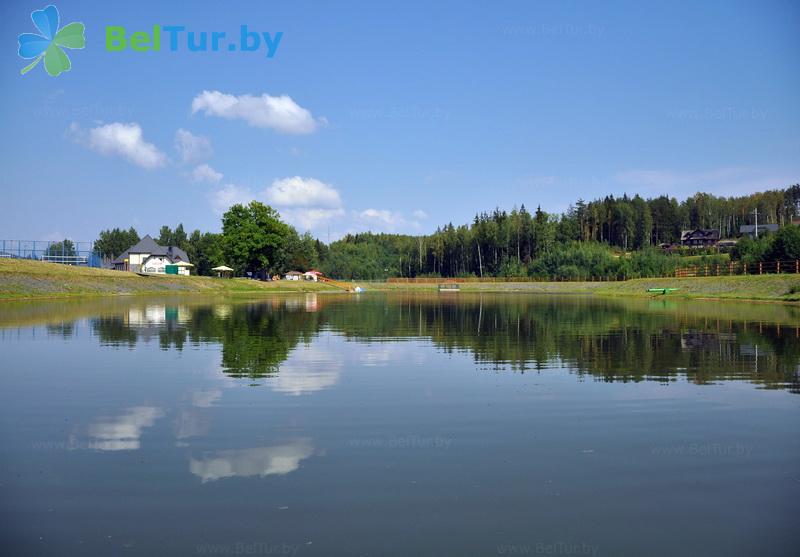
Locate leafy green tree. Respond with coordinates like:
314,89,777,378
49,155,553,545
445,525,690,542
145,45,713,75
731,235,772,265
285,231,320,271
765,226,800,262
157,224,189,249
222,202,293,275
94,227,139,259
632,195,652,249
186,230,224,276
46,238,76,257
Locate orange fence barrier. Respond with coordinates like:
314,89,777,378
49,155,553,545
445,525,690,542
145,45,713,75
319,276,356,291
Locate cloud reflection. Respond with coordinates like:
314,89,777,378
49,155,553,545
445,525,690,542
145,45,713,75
191,388,222,408
189,439,314,483
269,344,342,396
87,406,164,451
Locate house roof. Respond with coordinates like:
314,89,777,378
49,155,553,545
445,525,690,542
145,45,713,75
681,229,720,241
739,224,779,233
304,270,323,275
285,271,303,275
112,235,190,264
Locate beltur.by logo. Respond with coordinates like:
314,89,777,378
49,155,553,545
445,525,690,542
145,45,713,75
105,25,283,57
17,5,85,77
16,5,284,78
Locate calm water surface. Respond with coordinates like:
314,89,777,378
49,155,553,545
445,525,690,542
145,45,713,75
1,293,798,556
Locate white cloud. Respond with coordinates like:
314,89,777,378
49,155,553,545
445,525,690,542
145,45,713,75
412,209,428,220
209,176,347,231
356,208,425,232
174,128,212,163
359,208,401,226
79,122,167,169
191,163,223,184
191,90,321,134
280,208,346,231
264,176,345,231
265,176,342,208
209,183,255,214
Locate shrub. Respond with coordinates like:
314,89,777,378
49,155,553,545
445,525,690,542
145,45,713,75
731,235,772,264
765,226,800,262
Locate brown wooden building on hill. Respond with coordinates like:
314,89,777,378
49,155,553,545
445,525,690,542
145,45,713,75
680,229,720,247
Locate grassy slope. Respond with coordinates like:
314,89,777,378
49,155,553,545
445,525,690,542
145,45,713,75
2,259,800,302
371,275,800,301
595,274,800,301
0,259,339,300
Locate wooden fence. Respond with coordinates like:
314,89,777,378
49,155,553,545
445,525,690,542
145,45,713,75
387,275,626,283
674,260,800,278
385,260,800,283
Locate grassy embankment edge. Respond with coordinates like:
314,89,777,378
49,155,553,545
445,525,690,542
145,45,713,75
2,259,800,303
0,259,339,300
365,275,800,302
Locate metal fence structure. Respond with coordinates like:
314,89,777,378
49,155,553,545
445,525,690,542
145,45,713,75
0,240,103,268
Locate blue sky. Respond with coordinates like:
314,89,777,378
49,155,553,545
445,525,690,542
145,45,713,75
1,0,798,241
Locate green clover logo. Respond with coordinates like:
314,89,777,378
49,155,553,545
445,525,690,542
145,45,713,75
18,5,85,77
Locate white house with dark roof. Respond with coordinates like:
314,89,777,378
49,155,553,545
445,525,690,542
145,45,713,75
113,235,192,275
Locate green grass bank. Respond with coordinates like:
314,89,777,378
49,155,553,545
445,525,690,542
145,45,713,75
2,259,800,302
0,259,339,300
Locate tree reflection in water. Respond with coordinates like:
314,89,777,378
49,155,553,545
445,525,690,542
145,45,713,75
86,294,800,393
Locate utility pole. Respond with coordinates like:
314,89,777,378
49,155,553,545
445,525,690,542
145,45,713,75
477,240,483,278
753,207,759,239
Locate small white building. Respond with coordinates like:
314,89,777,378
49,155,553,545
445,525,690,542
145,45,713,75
303,270,323,282
284,271,303,281
113,235,192,275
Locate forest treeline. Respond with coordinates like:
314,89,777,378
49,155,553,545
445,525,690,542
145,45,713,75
93,185,800,280
323,185,800,279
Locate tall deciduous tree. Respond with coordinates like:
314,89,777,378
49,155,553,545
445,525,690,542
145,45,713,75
46,238,76,257
222,202,293,275
186,230,224,276
94,227,139,259
157,224,189,249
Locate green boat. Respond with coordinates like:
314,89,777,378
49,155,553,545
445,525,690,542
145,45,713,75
647,288,679,295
